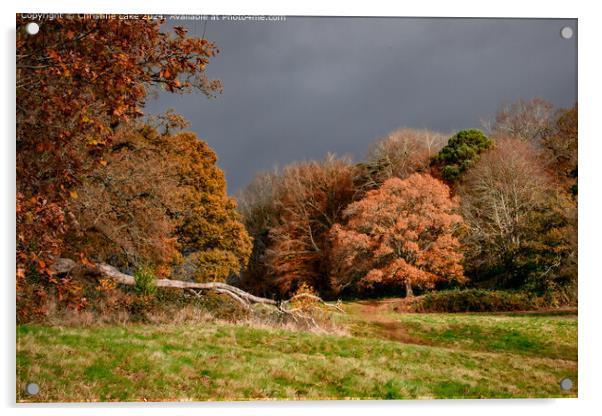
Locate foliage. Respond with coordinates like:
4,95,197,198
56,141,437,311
488,98,577,196
65,122,252,281
265,155,356,296
329,174,465,297
459,138,576,295
179,250,243,282
542,104,578,195
171,131,252,282
17,17,221,288
17,277,50,324
236,171,281,296
65,123,184,274
432,129,493,181
238,155,356,297
406,289,544,313
129,266,157,321
133,266,157,297
355,128,446,195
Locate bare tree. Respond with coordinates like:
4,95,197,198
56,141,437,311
355,128,447,195
237,170,281,236
487,97,555,142
459,138,575,292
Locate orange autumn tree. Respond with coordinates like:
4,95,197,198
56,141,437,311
16,16,221,286
329,173,466,296
263,155,356,296
542,103,578,196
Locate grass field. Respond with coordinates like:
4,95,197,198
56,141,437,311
16,300,577,402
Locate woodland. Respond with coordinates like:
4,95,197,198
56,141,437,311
16,17,577,324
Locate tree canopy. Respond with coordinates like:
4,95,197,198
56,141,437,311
66,122,252,281
17,16,221,282
329,174,465,296
432,129,492,182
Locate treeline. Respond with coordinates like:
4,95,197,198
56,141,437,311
237,99,577,302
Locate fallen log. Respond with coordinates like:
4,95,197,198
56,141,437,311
52,259,343,315
95,263,280,307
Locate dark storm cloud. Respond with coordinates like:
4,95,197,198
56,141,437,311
145,17,577,193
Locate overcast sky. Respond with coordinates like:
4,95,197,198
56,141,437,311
145,17,577,194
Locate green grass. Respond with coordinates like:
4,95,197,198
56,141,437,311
343,303,577,361
16,305,577,402
398,314,576,360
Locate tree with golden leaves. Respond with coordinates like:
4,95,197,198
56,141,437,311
67,120,252,282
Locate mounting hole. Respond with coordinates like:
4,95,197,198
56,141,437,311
25,382,39,395
560,26,573,40
25,22,40,35
559,378,573,391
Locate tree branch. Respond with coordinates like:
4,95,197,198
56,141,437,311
51,259,343,317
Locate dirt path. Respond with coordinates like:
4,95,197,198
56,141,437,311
351,299,433,345
349,299,577,347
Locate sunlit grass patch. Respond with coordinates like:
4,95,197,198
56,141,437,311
17,313,577,402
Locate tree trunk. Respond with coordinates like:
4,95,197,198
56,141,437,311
405,281,414,297
50,259,343,313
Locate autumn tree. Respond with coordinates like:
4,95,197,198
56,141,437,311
67,120,252,282
238,155,356,297
16,16,221,286
542,104,578,195
488,97,554,142
170,131,252,283
459,138,576,296
265,155,357,296
329,174,465,297
431,129,492,182
355,128,446,196
65,121,185,275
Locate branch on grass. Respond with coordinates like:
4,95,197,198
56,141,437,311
51,259,343,319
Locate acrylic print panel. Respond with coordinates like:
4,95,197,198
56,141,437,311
16,14,577,402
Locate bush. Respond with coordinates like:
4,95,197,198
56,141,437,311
133,266,157,297
406,289,544,313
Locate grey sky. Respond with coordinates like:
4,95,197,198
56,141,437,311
145,17,577,194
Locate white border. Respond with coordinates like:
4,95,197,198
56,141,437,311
3,1,601,415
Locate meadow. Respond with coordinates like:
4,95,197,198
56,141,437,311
16,299,577,402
